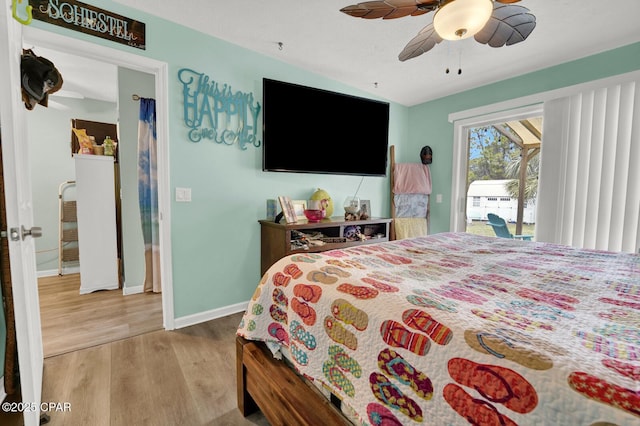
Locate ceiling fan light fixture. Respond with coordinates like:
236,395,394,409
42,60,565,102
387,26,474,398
433,0,493,41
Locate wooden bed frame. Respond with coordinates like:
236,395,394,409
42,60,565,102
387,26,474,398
236,336,351,425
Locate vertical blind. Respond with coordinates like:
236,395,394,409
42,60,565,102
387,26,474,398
537,79,640,253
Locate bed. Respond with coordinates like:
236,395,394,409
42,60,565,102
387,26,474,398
236,232,639,425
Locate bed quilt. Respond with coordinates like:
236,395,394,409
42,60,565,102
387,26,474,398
237,232,639,425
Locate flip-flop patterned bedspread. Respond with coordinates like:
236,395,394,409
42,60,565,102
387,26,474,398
237,232,640,425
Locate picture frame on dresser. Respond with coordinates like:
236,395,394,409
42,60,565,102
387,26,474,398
291,200,307,218
266,199,278,220
278,196,297,223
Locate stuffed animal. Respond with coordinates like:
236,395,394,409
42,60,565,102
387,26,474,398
344,225,363,241
311,188,333,217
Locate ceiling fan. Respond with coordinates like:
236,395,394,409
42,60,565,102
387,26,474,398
340,0,536,62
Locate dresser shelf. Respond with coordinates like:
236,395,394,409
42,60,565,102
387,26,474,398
258,217,392,276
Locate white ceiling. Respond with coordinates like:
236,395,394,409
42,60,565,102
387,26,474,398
47,0,640,107
34,46,118,104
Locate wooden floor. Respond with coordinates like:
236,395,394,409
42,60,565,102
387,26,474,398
38,273,163,358
1,290,269,425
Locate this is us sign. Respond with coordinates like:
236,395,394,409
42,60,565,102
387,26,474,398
32,0,146,50
178,68,261,150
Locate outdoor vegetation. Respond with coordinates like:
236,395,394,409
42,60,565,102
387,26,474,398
466,125,540,238
466,220,537,238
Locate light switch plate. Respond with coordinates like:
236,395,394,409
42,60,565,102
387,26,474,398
176,187,191,202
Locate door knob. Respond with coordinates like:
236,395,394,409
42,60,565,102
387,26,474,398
21,225,42,240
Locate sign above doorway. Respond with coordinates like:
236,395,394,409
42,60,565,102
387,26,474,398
31,0,146,50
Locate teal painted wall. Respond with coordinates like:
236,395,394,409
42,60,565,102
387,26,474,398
23,2,640,320
405,42,640,234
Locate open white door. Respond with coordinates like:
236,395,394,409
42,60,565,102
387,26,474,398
0,3,44,426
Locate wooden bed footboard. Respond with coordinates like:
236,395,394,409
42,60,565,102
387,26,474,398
236,336,350,425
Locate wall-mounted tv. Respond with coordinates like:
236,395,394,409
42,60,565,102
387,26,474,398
262,78,390,177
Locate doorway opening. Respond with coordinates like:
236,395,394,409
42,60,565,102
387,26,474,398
21,27,174,357
450,103,544,234
465,118,542,239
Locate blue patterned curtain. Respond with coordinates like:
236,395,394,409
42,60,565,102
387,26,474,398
138,98,161,292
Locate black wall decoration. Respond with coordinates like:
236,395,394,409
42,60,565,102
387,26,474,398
20,49,63,110
420,146,433,165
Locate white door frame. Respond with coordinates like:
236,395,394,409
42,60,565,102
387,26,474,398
0,5,43,425
449,104,544,232
21,26,175,331
1,14,174,419
0,20,175,426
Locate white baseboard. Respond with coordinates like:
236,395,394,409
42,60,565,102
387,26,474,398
173,301,248,329
0,378,6,402
123,285,144,295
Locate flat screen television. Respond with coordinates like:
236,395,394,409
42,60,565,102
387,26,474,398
262,78,390,176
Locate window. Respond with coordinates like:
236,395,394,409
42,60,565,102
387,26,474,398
451,104,543,233
451,70,640,252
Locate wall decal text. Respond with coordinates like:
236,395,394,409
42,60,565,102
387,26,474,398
178,68,261,150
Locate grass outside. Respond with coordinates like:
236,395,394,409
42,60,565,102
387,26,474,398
466,220,536,240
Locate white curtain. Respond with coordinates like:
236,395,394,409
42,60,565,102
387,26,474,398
537,80,640,253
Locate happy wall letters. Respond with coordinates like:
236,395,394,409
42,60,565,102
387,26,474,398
178,68,261,150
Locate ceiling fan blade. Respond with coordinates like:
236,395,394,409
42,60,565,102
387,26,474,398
474,4,536,48
340,0,437,20
398,24,443,62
